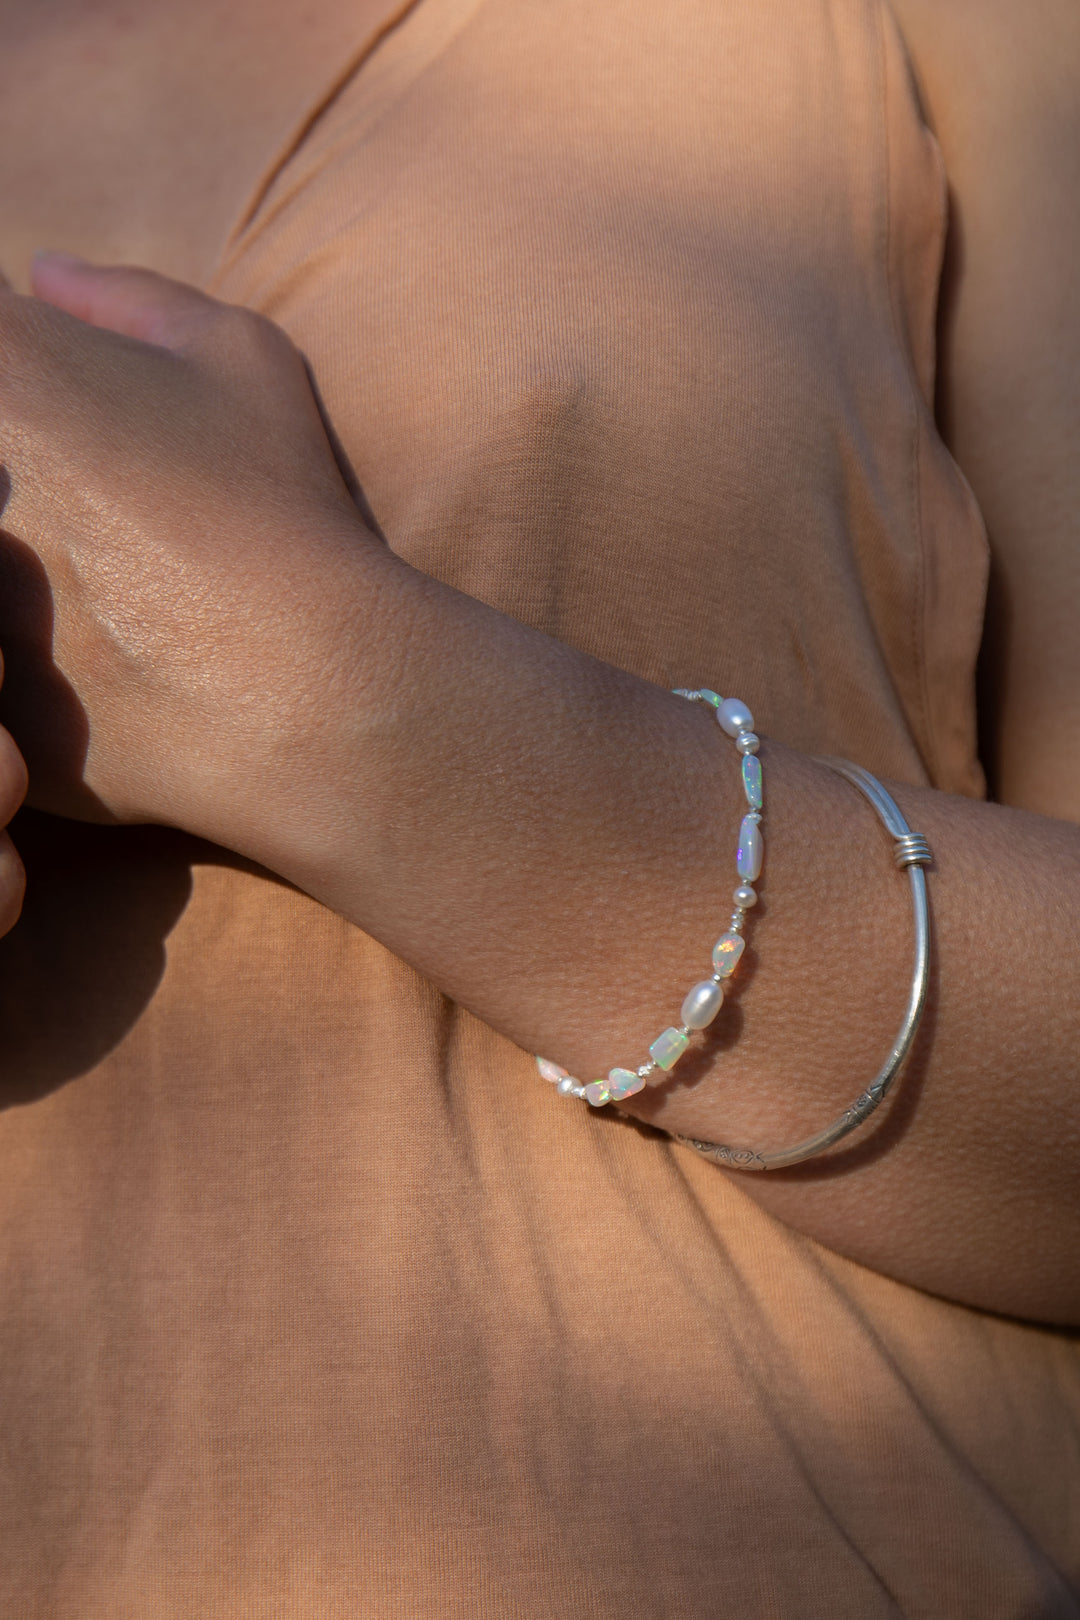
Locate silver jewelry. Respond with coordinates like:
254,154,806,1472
535,689,763,1106
674,758,932,1170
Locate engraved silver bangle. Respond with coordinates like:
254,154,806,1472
673,757,932,1171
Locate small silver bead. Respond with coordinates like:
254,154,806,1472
636,1061,657,1079
730,908,746,928
736,731,760,755
733,883,757,907
557,1077,577,1097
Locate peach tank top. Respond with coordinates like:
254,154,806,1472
0,1,1077,1614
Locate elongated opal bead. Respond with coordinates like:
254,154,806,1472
536,1057,569,1084
717,698,754,737
608,1066,646,1100
699,689,722,709
681,980,724,1029
742,755,762,809
650,1026,690,1070
712,932,746,977
585,1080,611,1107
737,815,763,881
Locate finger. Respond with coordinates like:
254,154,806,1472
0,727,28,825
29,252,224,351
0,830,26,938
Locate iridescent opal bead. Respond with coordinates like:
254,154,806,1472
584,1080,611,1107
536,1057,569,1084
607,1067,646,1100
712,931,746,977
699,689,723,709
650,1026,690,1070
737,815,763,881
741,755,762,809
681,980,723,1029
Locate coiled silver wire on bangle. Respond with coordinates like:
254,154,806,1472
674,758,932,1171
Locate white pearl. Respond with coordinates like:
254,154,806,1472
717,698,754,737
736,731,760,755
557,1077,577,1097
681,979,724,1029
733,883,757,907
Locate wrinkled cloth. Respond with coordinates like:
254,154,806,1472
0,1,1077,1614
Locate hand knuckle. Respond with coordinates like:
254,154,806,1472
0,837,25,936
0,734,28,819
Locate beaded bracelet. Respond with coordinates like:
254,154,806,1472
535,688,762,1109
535,695,934,1172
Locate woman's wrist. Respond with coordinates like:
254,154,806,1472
167,518,415,870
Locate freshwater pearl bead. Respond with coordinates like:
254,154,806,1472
557,1077,577,1097
737,815,764,881
536,1057,569,1084
733,883,757,907
681,979,724,1029
650,1026,690,1070
735,731,760,755
717,698,754,737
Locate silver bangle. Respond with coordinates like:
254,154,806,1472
674,758,932,1171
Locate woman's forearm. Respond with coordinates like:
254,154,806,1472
206,542,1080,1325
1,259,1073,1322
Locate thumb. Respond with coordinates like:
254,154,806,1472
29,252,223,350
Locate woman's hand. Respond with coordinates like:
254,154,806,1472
0,254,383,837
0,700,27,940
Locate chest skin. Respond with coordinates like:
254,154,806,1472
0,0,396,291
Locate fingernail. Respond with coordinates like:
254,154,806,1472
32,249,90,269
